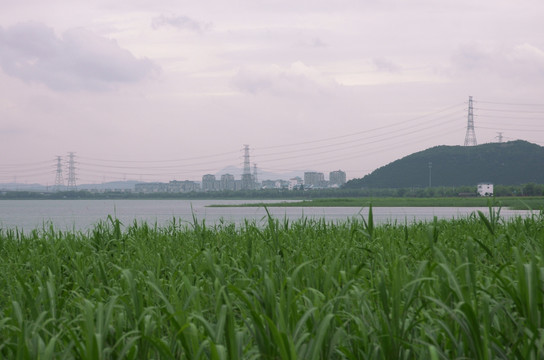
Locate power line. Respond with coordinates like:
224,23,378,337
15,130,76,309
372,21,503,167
476,114,543,121
254,112,461,160
0,167,53,175
256,116,462,166
475,107,544,114
259,122,464,171
477,100,544,107
476,120,544,128
476,126,544,133
57,103,465,180
0,159,53,168
78,150,240,164
255,102,464,151
4,99,544,184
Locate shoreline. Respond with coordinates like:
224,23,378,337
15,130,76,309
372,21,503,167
208,196,544,210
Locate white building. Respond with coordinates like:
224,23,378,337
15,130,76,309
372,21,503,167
289,177,303,190
477,183,493,196
135,182,168,193
304,172,325,188
329,170,347,187
220,174,236,191
202,174,217,191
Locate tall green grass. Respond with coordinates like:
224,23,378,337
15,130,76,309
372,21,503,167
1,208,544,358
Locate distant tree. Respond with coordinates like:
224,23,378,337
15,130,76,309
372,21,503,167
522,183,544,196
396,188,407,197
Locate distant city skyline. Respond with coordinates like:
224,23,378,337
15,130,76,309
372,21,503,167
1,1,544,186
2,134,540,188
0,147,350,187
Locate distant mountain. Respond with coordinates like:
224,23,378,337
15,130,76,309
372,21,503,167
78,181,140,191
0,183,46,192
0,181,140,192
345,140,544,188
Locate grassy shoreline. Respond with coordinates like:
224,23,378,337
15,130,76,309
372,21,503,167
208,196,544,210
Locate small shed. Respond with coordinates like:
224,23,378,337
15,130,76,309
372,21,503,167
477,183,493,197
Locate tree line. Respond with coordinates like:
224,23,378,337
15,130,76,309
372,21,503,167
1,182,543,200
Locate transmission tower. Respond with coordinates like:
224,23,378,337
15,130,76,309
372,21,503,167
54,156,64,191
241,145,253,190
66,152,77,190
464,96,477,146
253,163,259,188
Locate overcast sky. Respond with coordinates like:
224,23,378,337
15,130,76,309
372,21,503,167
1,0,543,185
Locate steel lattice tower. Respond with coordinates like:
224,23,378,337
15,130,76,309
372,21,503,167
241,145,253,190
253,163,258,187
66,152,77,190
464,96,477,146
54,156,64,191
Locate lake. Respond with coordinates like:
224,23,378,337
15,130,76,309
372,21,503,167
0,199,535,231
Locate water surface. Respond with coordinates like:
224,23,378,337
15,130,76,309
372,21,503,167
0,199,534,231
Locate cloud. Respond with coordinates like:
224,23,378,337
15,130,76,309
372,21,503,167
0,22,159,91
231,61,339,95
372,57,401,73
450,43,544,81
297,38,328,48
151,14,211,33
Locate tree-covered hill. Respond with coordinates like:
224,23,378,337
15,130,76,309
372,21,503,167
345,140,544,188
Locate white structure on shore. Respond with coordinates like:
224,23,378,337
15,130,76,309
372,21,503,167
477,183,493,196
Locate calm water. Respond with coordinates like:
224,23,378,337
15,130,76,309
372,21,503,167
0,199,535,231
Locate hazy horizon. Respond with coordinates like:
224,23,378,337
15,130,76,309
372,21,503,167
1,0,543,185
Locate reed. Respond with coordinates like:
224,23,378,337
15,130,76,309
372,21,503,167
1,208,544,358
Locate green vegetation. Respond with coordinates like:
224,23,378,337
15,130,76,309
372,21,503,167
1,182,543,201
2,208,544,358
210,196,544,210
345,140,544,188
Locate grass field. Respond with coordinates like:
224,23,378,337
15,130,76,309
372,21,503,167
209,196,544,210
1,208,544,358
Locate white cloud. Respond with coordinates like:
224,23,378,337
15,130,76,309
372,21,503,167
231,61,339,95
509,43,544,78
151,14,211,33
372,57,401,73
450,43,544,81
0,22,159,91
296,37,328,48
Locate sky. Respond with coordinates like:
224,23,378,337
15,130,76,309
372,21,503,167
1,0,544,185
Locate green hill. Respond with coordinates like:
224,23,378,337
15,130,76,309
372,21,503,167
345,140,544,188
